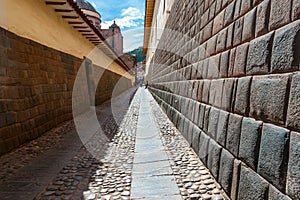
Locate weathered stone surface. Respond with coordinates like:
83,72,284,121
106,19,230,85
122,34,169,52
258,123,289,191
219,50,229,78
233,43,248,76
218,149,234,194
216,29,227,53
207,54,220,79
224,1,236,26
230,159,241,200
269,185,292,200
256,0,270,37
228,48,236,77
226,24,234,48
233,18,244,46
202,80,211,103
239,118,262,170
198,131,210,165
238,166,268,200
208,107,220,139
191,127,201,155
203,106,211,133
271,20,300,73
287,73,300,131
242,8,256,42
240,0,253,15
213,10,225,35
216,110,229,146
226,114,243,157
209,80,224,108
286,131,300,199
247,32,273,75
221,78,236,112
234,76,251,115
269,0,291,30
292,0,300,20
207,139,222,179
249,74,290,124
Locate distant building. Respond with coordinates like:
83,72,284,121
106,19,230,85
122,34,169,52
75,0,123,55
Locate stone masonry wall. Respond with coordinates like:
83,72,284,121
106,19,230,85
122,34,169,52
0,27,131,156
147,0,300,199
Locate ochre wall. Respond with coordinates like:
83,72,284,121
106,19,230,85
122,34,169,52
1,0,132,80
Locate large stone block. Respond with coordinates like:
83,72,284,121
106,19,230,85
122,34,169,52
208,107,220,139
238,166,268,200
226,114,243,157
213,10,225,35
202,80,211,103
221,78,236,112
269,185,292,200
271,20,300,73
249,74,290,124
239,117,262,170
227,24,234,48
224,1,236,26
286,131,300,199
209,79,224,108
287,72,300,131
242,8,256,42
255,0,270,37
258,123,289,191
198,131,210,165
269,0,291,30
207,139,222,179
191,126,201,155
207,54,220,79
218,149,234,194
240,0,253,15
292,0,300,20
231,159,241,200
234,76,251,115
247,32,273,75
220,50,229,78
233,17,244,46
216,110,229,147
216,29,227,53
203,106,211,133
233,43,248,77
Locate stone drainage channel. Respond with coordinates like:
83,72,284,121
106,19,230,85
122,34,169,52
84,88,228,200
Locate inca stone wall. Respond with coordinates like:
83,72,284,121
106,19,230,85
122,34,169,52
0,27,131,156
147,0,300,199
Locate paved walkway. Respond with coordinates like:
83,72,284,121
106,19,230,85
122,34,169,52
131,89,181,199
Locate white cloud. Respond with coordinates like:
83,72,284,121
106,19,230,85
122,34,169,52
101,7,143,29
123,27,144,52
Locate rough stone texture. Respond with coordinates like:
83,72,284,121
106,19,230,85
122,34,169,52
233,43,249,77
147,0,300,197
269,0,291,30
238,166,268,200
246,32,273,75
218,149,234,194
256,0,270,37
269,185,292,200
0,28,131,155
234,76,251,115
239,118,262,170
258,123,289,191
230,159,241,200
233,18,244,46
250,74,290,124
198,131,210,165
226,114,243,157
207,139,222,179
242,8,256,42
287,72,300,131
286,131,300,199
292,0,300,20
208,107,220,139
216,110,229,147
271,20,300,73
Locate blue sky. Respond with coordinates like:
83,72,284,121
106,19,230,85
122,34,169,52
88,0,145,52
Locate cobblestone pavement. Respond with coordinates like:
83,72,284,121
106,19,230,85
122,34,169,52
84,88,229,200
0,88,137,200
0,88,228,200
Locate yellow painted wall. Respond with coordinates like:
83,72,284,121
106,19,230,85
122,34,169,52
0,0,132,80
